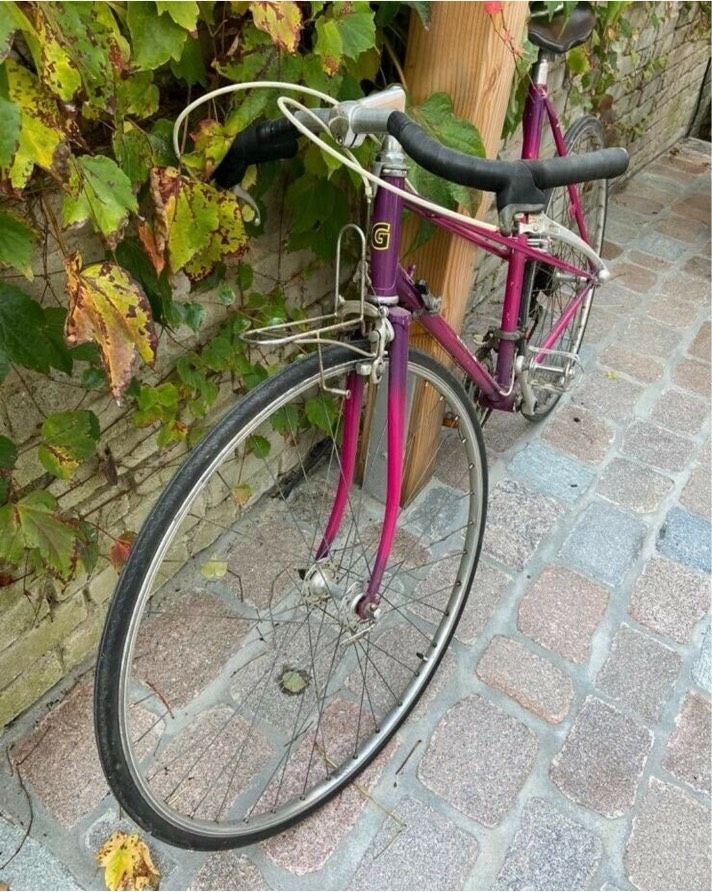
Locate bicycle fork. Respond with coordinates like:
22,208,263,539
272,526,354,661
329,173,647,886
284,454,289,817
314,307,411,621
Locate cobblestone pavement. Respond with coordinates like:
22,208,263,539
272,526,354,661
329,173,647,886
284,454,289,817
0,139,709,891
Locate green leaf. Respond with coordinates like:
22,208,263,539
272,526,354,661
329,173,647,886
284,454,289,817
170,35,207,86
0,284,71,380
332,4,375,59
271,404,302,438
233,483,251,508
0,490,81,580
33,7,82,101
127,1,188,71
567,45,591,77
305,395,339,435
63,156,138,248
249,1,302,52
0,434,17,505
184,190,248,280
156,0,200,30
148,167,220,272
217,284,236,306
247,434,271,459
39,410,100,480
0,208,36,279
404,1,431,27
314,17,342,75
0,17,16,62
0,96,21,170
112,123,154,188
116,71,160,120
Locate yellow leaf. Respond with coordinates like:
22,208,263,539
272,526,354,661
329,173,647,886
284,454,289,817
184,190,248,281
64,252,158,400
233,483,251,507
200,556,228,579
3,59,69,189
606,369,619,380
97,832,160,892
249,1,302,52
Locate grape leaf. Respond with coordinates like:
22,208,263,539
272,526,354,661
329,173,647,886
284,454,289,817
0,434,17,505
0,284,72,380
0,17,16,62
38,410,100,480
33,3,130,112
0,96,21,170
64,253,158,400
184,190,247,280
170,35,207,86
127,2,188,71
0,490,81,580
97,831,160,892
115,238,174,325
305,395,339,435
116,71,160,120
404,1,432,27
0,208,36,279
156,0,200,30
110,531,136,571
148,167,220,272
2,59,69,189
249,2,302,52
315,3,375,74
63,155,138,247
314,18,342,76
248,434,271,458
112,123,154,188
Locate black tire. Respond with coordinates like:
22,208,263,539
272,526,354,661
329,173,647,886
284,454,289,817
95,344,487,850
520,114,608,421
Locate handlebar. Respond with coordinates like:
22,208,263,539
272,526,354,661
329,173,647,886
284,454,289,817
212,86,629,215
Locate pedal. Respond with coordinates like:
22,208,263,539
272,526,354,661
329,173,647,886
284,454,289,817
524,345,584,394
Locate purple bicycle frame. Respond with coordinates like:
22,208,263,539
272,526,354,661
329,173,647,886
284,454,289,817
319,74,596,617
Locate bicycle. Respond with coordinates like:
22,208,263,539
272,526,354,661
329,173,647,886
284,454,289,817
95,4,628,850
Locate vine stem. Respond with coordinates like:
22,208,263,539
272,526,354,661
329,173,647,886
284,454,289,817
40,193,69,258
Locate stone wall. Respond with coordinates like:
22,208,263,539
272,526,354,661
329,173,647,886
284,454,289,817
463,0,711,341
0,192,336,729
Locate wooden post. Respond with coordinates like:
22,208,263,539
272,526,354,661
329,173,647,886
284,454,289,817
400,2,529,501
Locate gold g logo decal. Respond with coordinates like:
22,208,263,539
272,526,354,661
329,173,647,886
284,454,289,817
371,222,391,251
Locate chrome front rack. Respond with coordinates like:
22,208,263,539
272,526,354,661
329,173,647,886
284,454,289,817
241,223,373,355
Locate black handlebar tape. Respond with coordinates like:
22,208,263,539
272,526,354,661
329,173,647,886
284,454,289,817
524,147,630,189
386,111,629,210
212,118,300,188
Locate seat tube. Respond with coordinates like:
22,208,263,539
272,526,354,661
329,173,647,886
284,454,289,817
522,50,551,161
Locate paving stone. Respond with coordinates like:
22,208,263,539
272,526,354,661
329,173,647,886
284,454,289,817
558,501,646,587
599,344,665,384
518,565,609,664
495,798,602,891
627,248,672,270
412,558,511,645
692,624,712,692
657,506,711,573
629,554,709,644
482,479,565,570
477,636,574,724
663,692,712,793
688,321,711,361
550,698,652,817
135,591,249,709
14,680,161,827
632,230,696,262
618,316,682,359
673,357,711,395
190,853,269,891
482,410,532,455
350,796,480,891
582,308,620,344
595,457,673,514
595,624,681,724
660,270,710,304
0,815,81,891
611,258,666,294
680,464,712,519
647,294,701,327
683,254,710,279
419,694,538,827
262,700,395,874
574,370,644,424
650,387,708,435
654,213,707,243
541,404,615,465
624,777,711,891
508,443,595,505
621,420,695,473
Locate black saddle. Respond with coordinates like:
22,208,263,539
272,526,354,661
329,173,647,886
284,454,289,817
528,2,596,55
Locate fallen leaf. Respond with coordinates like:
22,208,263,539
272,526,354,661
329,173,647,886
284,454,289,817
97,831,160,892
606,369,619,380
64,252,158,400
200,556,228,579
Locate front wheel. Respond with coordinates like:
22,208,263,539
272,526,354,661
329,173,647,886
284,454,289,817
520,114,608,421
95,344,487,849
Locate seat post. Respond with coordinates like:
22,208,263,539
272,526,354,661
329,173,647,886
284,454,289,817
531,49,555,87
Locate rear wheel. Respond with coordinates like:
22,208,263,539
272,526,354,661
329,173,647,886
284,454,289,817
520,114,608,420
95,345,487,849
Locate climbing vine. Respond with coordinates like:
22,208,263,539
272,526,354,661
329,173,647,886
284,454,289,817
0,1,488,588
